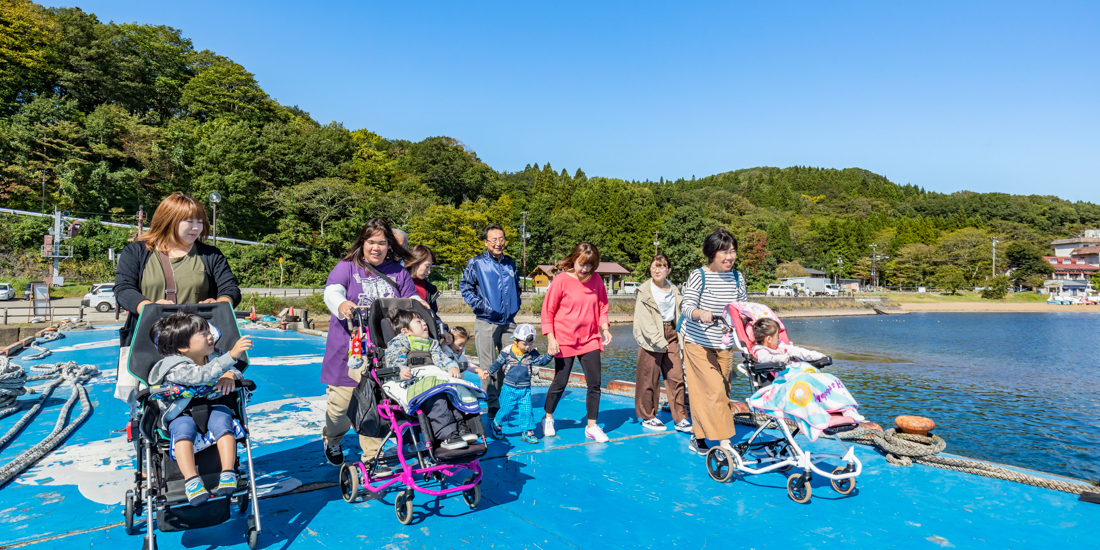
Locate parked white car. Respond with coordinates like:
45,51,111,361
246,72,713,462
0,283,13,301
82,283,116,312
765,284,795,297
621,281,641,294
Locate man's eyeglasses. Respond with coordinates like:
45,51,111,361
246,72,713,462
486,238,506,244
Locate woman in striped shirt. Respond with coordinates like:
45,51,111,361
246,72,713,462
679,228,747,456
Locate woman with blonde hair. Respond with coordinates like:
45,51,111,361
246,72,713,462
540,242,612,442
113,192,242,404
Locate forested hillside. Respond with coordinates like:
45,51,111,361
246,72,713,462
2,1,1098,291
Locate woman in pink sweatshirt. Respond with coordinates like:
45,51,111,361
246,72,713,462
540,242,612,442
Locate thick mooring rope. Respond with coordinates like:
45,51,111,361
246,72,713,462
732,410,1093,495
0,358,101,486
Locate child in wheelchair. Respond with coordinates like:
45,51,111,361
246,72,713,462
148,311,253,505
383,310,482,450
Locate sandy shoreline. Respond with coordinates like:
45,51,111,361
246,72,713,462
898,302,1100,313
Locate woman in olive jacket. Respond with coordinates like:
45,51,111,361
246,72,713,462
632,254,690,433
113,193,241,404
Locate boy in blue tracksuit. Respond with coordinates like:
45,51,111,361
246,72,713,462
475,324,552,443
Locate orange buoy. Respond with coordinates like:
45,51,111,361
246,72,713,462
859,421,884,433
895,415,935,436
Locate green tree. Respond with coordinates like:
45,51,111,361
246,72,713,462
1002,241,1053,288
981,275,1010,299
181,60,277,123
933,265,967,295
400,136,495,206
660,206,709,281
407,196,515,269
0,0,58,112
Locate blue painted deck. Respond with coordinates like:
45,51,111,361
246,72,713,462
1,326,1096,549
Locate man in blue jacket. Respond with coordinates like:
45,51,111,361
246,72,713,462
460,224,522,420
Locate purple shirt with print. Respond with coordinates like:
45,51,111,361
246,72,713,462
321,259,416,387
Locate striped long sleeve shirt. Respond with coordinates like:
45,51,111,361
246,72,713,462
679,268,747,349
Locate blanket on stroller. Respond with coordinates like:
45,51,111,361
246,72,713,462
381,334,485,415
747,363,863,441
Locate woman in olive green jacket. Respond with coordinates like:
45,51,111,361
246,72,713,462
632,254,690,432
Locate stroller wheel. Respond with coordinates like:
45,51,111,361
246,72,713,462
237,492,251,514
786,473,812,504
461,477,481,509
830,466,856,495
124,490,135,535
246,525,260,550
340,462,360,503
395,492,414,525
706,447,736,483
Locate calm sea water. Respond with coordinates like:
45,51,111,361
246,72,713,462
464,313,1100,481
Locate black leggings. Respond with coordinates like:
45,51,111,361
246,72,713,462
543,351,602,420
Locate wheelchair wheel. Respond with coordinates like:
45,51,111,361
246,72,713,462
461,477,481,509
246,526,259,550
395,492,414,525
124,490,135,535
786,473,812,504
237,491,251,514
830,466,856,495
340,462,360,503
706,447,736,483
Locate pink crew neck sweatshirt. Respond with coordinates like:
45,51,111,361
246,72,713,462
540,272,609,358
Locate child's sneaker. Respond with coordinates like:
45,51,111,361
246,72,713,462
441,435,468,450
324,440,344,466
521,431,538,444
458,422,479,443
641,418,667,431
215,470,237,496
674,419,693,433
490,420,504,439
585,425,610,443
184,476,210,506
541,417,556,437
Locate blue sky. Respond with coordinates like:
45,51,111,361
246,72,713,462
55,1,1100,203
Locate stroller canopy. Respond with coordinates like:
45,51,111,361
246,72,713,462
722,302,791,357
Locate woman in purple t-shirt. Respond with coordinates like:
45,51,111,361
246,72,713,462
320,218,415,466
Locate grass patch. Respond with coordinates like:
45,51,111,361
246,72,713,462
867,291,1048,304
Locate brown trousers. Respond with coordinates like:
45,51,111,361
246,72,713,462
634,323,687,423
323,385,382,462
681,341,736,441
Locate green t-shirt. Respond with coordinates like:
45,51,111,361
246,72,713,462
141,246,210,304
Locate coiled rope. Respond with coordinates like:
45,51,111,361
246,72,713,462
20,330,63,361
732,410,1093,495
0,355,101,486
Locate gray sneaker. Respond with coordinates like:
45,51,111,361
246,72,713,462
687,437,709,456
674,419,693,433
641,418,667,431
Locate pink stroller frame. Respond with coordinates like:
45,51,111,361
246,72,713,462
338,299,485,525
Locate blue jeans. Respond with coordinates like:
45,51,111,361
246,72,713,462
169,408,234,448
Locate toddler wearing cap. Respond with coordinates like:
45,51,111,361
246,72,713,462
477,323,553,443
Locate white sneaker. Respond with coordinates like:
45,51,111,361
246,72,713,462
542,417,556,437
674,419,693,433
641,418,667,431
585,425,610,443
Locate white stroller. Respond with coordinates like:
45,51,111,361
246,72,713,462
705,302,862,503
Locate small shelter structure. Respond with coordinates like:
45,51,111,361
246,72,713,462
529,262,633,294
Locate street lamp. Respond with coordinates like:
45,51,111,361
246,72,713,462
991,237,1000,278
209,192,222,245
520,211,530,292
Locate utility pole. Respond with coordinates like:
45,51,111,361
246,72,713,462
40,172,46,213
653,230,660,256
991,237,1000,278
835,255,844,289
136,205,145,239
870,244,877,290
210,192,222,245
520,211,530,293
